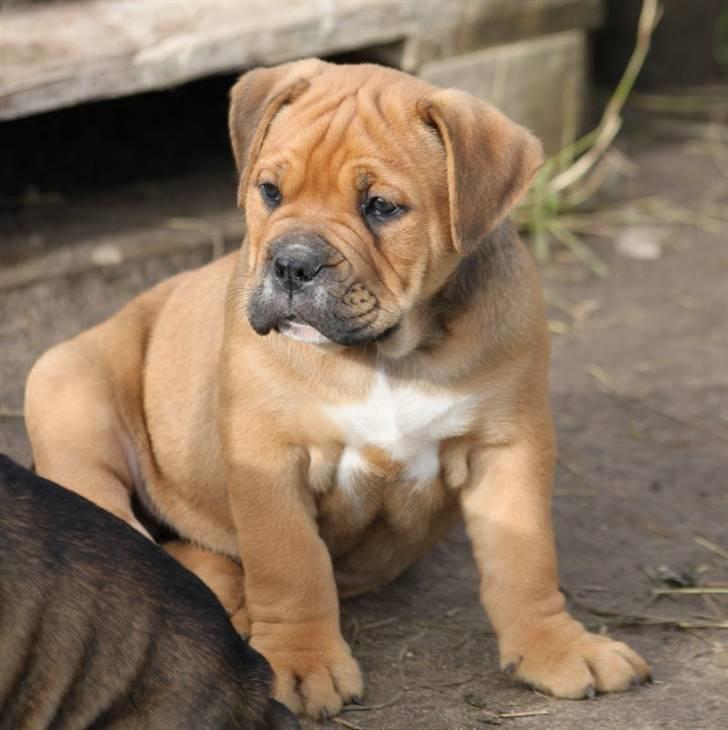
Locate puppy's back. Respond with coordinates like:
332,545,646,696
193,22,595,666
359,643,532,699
0,454,296,730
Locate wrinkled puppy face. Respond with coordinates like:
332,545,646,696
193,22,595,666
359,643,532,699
229,60,543,349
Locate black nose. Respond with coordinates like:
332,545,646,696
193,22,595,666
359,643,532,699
272,241,327,292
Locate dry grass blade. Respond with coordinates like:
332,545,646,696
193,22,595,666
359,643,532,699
341,690,404,713
358,617,399,632
695,536,728,562
548,115,622,197
499,710,551,719
631,88,728,115
567,591,728,630
554,195,728,238
653,587,728,596
0,407,24,419
333,718,363,730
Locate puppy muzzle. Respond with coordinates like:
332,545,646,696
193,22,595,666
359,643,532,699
246,232,396,347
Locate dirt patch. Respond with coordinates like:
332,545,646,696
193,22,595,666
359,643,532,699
1,140,727,729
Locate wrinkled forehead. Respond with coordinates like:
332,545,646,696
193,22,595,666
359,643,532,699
257,71,444,187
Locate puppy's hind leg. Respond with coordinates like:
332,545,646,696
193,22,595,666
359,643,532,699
24,342,151,539
163,540,249,633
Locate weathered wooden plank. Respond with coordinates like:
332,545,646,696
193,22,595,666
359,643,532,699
0,0,601,121
0,0,461,120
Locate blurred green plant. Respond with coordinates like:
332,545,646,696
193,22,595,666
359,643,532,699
517,0,728,277
514,0,662,276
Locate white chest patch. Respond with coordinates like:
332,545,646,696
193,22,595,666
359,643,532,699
325,371,479,490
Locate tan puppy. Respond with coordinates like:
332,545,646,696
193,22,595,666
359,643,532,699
25,59,650,720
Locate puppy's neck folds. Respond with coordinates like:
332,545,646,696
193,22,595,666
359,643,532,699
374,308,429,360
376,221,520,370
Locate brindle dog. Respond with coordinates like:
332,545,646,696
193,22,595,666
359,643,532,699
0,454,298,730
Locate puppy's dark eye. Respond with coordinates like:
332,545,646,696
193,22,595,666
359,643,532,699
259,182,282,207
364,196,401,220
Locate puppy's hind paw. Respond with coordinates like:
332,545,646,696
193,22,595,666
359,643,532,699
501,618,650,699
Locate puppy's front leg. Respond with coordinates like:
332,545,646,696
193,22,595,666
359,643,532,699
223,440,362,720
461,427,650,698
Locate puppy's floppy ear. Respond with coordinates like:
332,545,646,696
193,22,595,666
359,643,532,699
418,89,543,254
228,59,324,208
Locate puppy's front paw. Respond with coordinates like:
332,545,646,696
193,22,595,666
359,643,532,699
500,614,650,698
251,624,363,720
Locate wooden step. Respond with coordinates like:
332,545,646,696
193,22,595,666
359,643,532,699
1,0,601,122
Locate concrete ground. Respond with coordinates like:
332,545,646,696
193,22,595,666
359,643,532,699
1,139,727,729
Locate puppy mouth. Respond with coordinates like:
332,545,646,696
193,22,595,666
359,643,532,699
275,317,332,346
247,284,399,347
271,315,398,348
